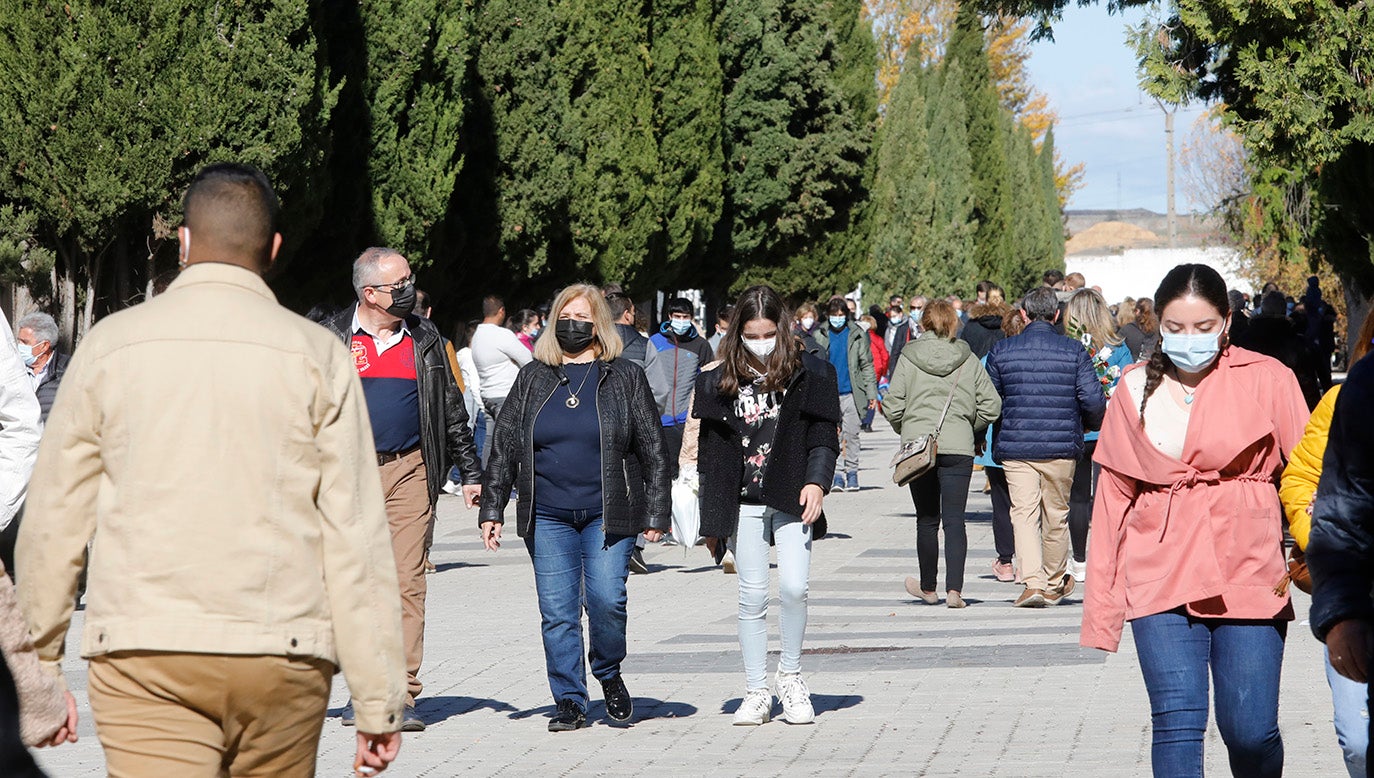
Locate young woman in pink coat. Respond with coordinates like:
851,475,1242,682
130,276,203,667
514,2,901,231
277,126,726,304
1081,264,1308,778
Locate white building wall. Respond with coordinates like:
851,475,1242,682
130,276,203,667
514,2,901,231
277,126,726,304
1066,247,1249,306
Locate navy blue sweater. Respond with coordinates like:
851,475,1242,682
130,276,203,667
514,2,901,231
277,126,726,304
985,321,1106,462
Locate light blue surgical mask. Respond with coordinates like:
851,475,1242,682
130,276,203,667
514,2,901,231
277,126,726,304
828,315,847,330
16,343,37,368
669,319,692,336
1162,331,1223,374
910,309,924,325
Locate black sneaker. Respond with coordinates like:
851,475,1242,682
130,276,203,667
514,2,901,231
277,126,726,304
401,705,425,732
629,548,649,575
340,699,356,727
601,675,633,723
548,698,587,732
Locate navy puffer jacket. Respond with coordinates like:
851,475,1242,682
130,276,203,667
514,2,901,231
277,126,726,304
985,320,1107,462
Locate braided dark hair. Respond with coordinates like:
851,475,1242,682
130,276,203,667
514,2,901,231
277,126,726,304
1138,264,1230,425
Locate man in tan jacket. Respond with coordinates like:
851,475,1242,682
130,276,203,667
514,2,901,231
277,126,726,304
16,163,407,777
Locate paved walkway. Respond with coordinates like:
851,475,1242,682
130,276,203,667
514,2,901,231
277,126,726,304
37,425,1345,776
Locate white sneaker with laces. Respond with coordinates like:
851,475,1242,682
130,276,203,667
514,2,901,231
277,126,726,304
732,688,772,726
775,671,815,724
442,479,461,496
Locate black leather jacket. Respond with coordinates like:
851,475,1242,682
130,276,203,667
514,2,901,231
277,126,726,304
323,307,482,507
478,357,671,538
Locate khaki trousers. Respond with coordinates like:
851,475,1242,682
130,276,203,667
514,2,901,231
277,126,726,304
1003,458,1075,591
379,448,430,706
87,651,331,778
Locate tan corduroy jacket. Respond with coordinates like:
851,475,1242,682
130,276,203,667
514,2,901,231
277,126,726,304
16,263,407,733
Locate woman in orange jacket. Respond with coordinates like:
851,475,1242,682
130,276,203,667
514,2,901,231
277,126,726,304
1278,310,1374,778
1081,264,1309,778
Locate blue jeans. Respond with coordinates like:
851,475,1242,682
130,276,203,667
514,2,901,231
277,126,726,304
1131,610,1286,777
524,506,635,710
1324,645,1369,778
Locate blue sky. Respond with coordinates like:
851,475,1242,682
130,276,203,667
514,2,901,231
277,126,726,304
1025,6,1211,214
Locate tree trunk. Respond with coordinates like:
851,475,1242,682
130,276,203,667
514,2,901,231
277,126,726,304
1343,275,1372,371
55,241,78,353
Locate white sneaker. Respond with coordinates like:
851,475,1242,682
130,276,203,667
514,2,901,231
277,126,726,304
774,671,815,724
441,479,461,496
733,688,772,726
1070,559,1087,583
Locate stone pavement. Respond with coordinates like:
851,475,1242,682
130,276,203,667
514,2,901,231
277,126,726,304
36,425,1345,776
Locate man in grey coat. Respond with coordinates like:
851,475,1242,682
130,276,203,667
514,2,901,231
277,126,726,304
812,297,877,491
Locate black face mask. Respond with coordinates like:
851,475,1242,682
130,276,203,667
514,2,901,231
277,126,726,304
555,320,596,354
384,284,416,318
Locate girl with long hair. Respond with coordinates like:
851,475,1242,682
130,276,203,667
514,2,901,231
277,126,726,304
693,285,841,726
1119,297,1160,360
1082,264,1308,777
1063,289,1134,582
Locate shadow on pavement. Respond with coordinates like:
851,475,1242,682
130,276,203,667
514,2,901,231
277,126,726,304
323,696,520,726
720,693,863,718
510,697,698,724
434,561,488,573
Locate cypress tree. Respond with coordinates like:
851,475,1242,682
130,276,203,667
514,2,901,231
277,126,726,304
923,61,978,297
0,0,336,339
564,0,660,285
946,3,1014,287
364,0,472,266
718,0,867,291
648,0,726,290
865,58,932,299
1003,119,1042,292
468,0,576,283
1038,127,1066,268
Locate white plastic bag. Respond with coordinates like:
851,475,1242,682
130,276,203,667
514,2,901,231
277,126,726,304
670,468,702,551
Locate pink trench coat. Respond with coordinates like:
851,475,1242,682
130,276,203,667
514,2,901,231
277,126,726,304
1080,347,1309,652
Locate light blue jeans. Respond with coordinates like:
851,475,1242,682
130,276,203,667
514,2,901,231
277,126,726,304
735,504,811,690
1324,645,1369,778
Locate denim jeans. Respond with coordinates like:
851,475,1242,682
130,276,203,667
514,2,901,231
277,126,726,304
524,506,635,710
1324,645,1369,778
1131,610,1286,777
734,504,811,690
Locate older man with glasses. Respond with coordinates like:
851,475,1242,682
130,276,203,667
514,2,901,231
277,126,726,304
884,296,927,381
322,248,484,731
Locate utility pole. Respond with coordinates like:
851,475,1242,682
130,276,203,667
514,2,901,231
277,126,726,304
1155,97,1178,248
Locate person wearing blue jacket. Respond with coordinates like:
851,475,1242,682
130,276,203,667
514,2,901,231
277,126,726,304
986,287,1107,608
1063,289,1134,584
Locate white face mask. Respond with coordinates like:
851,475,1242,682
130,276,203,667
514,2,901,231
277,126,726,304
800,316,815,330
858,321,872,332
743,338,776,357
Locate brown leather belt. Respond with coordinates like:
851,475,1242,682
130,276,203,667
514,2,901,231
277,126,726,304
376,445,420,466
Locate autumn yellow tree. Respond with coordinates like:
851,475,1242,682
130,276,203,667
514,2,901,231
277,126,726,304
867,0,1083,203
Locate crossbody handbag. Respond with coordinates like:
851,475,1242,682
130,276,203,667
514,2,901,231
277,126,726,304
891,358,969,487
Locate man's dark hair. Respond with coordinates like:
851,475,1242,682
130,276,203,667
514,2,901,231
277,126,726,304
1042,269,1065,287
608,293,634,321
976,280,995,297
717,303,734,323
1260,290,1288,317
482,295,505,318
664,297,694,318
182,163,279,266
825,296,849,317
416,288,432,314
1022,287,1060,321
305,303,340,324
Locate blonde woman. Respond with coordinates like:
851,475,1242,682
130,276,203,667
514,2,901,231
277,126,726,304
1064,289,1134,581
480,284,671,732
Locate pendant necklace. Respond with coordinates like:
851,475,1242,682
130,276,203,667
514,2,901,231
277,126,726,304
565,363,594,408
1175,370,1198,405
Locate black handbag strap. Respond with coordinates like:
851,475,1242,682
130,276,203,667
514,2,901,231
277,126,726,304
931,358,970,439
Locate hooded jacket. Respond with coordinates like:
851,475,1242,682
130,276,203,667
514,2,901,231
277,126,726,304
959,315,1006,359
883,338,1001,457
645,324,714,426
1080,347,1308,652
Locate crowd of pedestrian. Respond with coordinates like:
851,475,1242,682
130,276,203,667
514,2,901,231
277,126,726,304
0,162,1365,778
